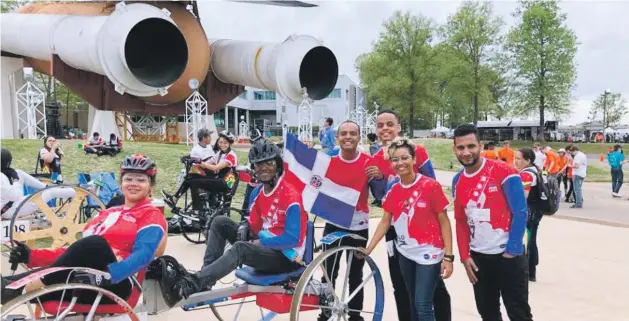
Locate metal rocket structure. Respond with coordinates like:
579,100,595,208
0,0,339,116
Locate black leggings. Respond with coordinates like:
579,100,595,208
175,174,227,211
4,235,132,304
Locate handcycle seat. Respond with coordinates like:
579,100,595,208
235,221,314,286
39,234,168,315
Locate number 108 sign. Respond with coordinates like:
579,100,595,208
1,220,30,243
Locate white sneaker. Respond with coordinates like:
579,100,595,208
612,192,620,198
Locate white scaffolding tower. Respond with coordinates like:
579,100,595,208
238,115,248,139
15,80,46,139
297,89,313,144
185,79,207,146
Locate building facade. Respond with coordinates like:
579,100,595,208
215,74,364,136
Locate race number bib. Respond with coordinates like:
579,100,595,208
1,220,30,242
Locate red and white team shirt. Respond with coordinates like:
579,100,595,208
382,175,449,265
28,198,167,267
325,151,375,230
453,158,520,259
214,150,238,168
373,144,430,182
249,176,308,260
520,167,538,192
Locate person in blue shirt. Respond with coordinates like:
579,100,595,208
608,144,627,197
318,117,337,152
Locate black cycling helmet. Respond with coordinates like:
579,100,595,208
120,154,157,177
1,148,12,170
249,128,263,144
249,141,282,164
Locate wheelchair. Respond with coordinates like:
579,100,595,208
170,156,241,244
1,220,385,321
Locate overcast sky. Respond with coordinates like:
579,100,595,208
197,0,629,125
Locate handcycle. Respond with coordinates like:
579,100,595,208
1,220,386,321
170,156,241,244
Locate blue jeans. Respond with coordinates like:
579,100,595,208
398,253,441,321
574,176,585,207
611,167,624,193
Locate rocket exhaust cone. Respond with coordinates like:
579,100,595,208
124,17,188,88
298,46,338,101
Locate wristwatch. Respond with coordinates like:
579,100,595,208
443,254,455,262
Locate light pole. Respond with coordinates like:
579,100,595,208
603,88,611,129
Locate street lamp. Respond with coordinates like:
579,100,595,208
603,88,611,129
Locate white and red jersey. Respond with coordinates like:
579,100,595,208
28,198,167,282
214,150,238,168
383,175,449,265
373,143,431,182
452,158,528,260
324,151,375,230
520,167,538,192
249,175,308,262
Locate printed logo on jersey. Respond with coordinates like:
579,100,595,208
309,175,323,189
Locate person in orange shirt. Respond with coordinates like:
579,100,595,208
543,146,561,175
556,148,569,194
483,141,500,160
498,140,515,166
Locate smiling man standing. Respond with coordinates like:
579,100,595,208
319,120,385,321
451,124,532,321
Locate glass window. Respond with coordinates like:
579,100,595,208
254,91,276,100
239,90,247,99
327,88,341,99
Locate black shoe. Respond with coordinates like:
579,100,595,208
1,276,23,304
529,275,537,282
317,311,332,321
161,190,178,208
174,273,202,300
349,315,365,321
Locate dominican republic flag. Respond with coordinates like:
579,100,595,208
283,133,365,228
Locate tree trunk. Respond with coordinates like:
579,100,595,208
473,61,479,125
409,72,416,138
539,94,545,141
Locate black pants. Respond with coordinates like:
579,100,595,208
470,251,533,321
565,178,574,202
527,211,542,278
175,174,226,211
3,235,132,304
197,216,300,288
611,167,624,193
387,227,451,321
319,224,369,319
241,183,256,215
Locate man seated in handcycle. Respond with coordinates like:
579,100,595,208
1,148,76,220
174,141,308,298
1,154,168,305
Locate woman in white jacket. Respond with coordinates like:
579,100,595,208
1,148,75,219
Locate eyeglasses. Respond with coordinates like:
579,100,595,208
253,159,276,169
390,155,413,163
122,175,150,184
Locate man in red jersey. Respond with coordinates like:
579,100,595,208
318,120,386,321
451,124,532,321
175,141,308,298
370,109,451,321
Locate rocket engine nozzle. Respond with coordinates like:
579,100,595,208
210,35,338,105
1,3,188,97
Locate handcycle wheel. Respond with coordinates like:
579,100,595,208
1,283,138,321
289,246,385,321
8,184,105,249
209,294,275,321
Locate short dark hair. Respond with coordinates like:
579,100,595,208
367,133,377,142
337,120,360,135
488,141,496,147
453,124,479,143
614,144,622,151
571,145,580,151
377,109,401,123
93,132,99,136
326,117,334,126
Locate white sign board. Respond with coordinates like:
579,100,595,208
1,220,30,243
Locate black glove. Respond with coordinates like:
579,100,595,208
70,271,112,287
9,241,30,265
236,221,251,242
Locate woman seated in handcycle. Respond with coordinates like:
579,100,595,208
174,141,307,299
39,135,65,183
1,154,168,305
1,148,75,220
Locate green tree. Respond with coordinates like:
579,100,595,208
506,0,578,132
356,11,440,135
441,0,504,125
589,92,628,128
0,0,24,13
